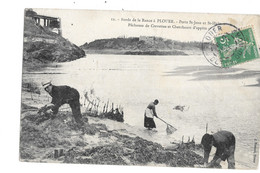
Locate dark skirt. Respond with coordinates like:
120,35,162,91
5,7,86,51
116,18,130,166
144,116,156,129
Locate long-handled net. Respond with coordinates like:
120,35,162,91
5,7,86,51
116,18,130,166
166,124,177,135
157,117,177,135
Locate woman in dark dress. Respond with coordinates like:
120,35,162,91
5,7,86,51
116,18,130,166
144,99,159,130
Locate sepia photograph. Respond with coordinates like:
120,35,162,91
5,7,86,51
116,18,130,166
19,8,260,170
1,1,260,173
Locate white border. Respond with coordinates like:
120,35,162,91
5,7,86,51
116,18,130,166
0,1,259,173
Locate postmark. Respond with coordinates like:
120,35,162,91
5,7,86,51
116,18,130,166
202,23,244,67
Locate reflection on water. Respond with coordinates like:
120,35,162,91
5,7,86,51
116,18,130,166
22,54,260,168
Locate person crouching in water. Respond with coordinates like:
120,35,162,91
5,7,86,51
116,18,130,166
42,81,84,125
201,130,236,169
144,99,159,130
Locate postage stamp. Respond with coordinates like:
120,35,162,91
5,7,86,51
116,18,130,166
215,27,260,68
202,23,260,68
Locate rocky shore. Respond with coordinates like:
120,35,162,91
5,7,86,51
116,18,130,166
23,17,85,70
80,37,202,55
20,88,204,167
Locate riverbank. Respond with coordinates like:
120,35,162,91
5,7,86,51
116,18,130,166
84,49,189,55
20,89,204,166
80,37,203,56
23,17,85,67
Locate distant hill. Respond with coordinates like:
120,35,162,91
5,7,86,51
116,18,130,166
23,17,85,67
80,37,203,55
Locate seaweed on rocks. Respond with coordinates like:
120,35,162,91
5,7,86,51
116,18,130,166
20,111,97,161
81,145,127,165
62,131,204,167
20,108,203,167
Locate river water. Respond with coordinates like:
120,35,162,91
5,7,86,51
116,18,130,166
22,54,260,169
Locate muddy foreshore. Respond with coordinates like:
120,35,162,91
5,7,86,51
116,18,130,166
20,89,204,167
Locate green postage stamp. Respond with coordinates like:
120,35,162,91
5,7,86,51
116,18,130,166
215,27,260,68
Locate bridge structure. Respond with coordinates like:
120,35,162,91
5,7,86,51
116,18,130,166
32,14,62,35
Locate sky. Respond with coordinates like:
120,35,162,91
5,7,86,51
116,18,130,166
33,8,260,46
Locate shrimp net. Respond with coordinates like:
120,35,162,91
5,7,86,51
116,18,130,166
166,124,177,135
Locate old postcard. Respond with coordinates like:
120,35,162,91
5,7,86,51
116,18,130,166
20,8,260,169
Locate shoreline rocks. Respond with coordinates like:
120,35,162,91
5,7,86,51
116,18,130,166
23,17,85,68
20,102,203,166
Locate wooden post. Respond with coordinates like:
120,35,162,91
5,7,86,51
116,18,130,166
59,149,64,156
90,100,94,112
187,136,190,143
253,139,258,163
112,102,114,112
192,136,195,149
97,100,100,114
54,149,59,159
93,99,96,111
206,123,208,133
182,135,184,144
86,102,90,110
118,105,121,113
122,107,124,114
103,103,106,113
94,100,97,112
106,100,109,113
